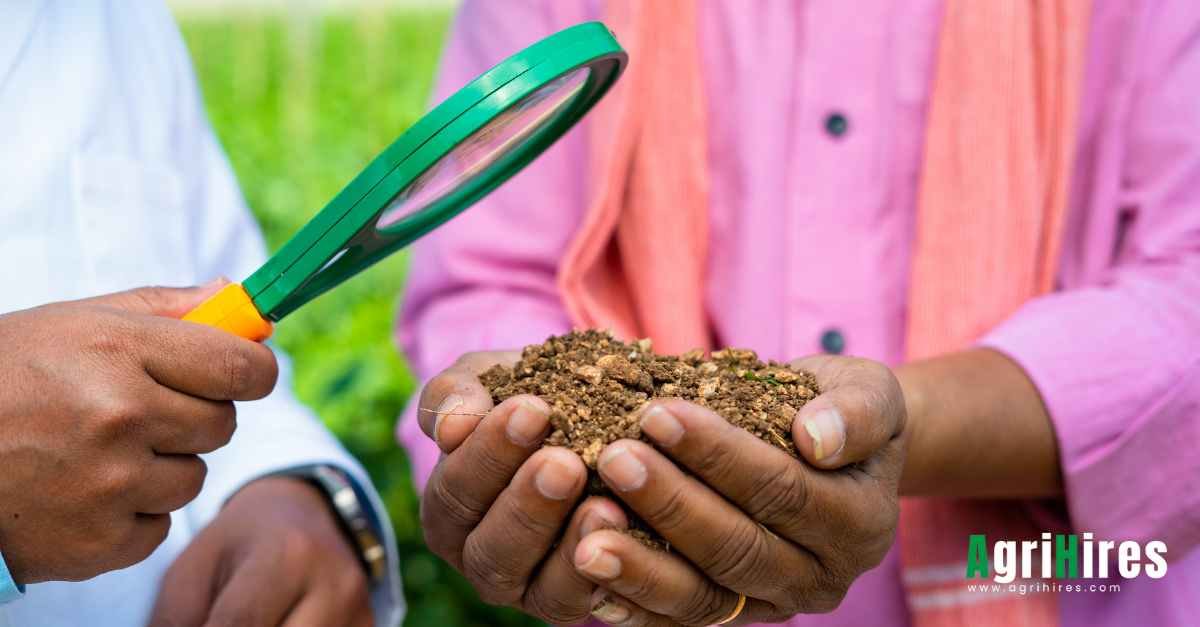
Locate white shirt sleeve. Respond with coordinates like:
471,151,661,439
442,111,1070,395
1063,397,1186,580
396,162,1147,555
151,4,404,624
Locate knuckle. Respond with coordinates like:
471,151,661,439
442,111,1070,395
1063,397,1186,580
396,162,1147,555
741,467,810,528
72,533,118,577
867,496,899,539
453,351,483,366
701,519,771,586
108,515,171,574
466,443,518,485
418,510,458,565
426,476,487,529
192,402,238,453
212,403,237,448
802,575,851,613
176,456,208,504
421,372,453,400
619,557,666,604
828,491,897,563
221,347,254,398
461,538,525,606
636,484,691,534
257,348,280,394
423,370,468,405
505,498,560,540
784,559,854,614
522,586,590,624
854,502,898,570
95,461,139,500
127,287,166,312
280,527,317,565
677,583,728,626
141,515,173,556
86,328,125,356
688,438,740,482
87,394,143,441
455,351,499,372
84,314,134,356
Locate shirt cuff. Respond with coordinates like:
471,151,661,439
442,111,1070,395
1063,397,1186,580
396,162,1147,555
0,548,23,605
978,294,1200,547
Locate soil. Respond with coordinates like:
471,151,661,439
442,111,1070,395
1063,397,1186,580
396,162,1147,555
479,330,820,547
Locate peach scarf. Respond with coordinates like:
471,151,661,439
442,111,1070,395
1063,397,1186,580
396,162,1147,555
558,1,1091,625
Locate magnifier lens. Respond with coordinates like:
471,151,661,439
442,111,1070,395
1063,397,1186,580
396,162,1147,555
375,67,590,230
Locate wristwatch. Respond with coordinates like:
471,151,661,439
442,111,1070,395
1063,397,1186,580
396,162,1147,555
285,464,387,583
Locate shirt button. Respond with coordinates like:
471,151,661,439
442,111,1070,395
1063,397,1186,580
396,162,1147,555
824,112,849,138
820,328,846,354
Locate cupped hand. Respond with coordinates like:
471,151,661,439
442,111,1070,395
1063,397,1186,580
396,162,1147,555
148,476,372,627
576,355,908,625
0,282,278,583
417,351,631,624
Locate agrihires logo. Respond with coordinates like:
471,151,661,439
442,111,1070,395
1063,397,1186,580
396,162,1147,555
967,533,1168,585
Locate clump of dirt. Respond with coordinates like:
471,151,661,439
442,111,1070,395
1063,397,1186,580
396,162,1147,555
479,330,819,547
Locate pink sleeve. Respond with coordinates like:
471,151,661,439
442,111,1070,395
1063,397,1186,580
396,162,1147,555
396,0,600,488
981,4,1200,554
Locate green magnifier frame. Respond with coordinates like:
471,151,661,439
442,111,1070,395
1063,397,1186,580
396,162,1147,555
237,22,626,322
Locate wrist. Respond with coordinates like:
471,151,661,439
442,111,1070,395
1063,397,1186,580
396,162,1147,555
894,361,934,496
892,349,1063,498
265,466,387,585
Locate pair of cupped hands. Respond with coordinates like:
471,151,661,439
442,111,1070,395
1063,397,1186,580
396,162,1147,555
418,349,909,626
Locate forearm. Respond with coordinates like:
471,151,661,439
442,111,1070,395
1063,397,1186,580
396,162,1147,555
897,348,1063,498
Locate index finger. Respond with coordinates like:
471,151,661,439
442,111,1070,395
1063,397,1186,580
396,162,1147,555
638,400,898,573
148,536,222,627
594,438,817,609
133,314,279,401
421,395,551,568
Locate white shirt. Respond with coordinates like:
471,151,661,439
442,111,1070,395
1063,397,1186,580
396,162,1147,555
0,2,403,625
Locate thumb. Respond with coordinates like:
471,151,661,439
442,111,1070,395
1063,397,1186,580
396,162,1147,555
789,356,906,469
85,278,230,319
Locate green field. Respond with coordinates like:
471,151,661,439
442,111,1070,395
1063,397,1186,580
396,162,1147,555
179,8,541,626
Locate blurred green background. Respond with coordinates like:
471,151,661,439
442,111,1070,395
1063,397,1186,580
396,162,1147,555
176,4,541,626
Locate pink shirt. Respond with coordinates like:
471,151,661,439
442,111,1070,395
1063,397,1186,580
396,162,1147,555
398,1,1200,624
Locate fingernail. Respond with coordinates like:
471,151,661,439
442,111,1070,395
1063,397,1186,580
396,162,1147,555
803,408,845,462
506,399,549,446
580,510,620,537
591,593,631,624
640,405,684,446
597,444,646,492
433,394,464,443
577,546,622,580
535,458,577,500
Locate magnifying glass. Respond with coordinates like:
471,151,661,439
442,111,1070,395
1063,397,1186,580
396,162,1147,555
183,22,626,340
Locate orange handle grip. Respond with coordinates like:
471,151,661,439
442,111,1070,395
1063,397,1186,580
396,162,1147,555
182,283,274,342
